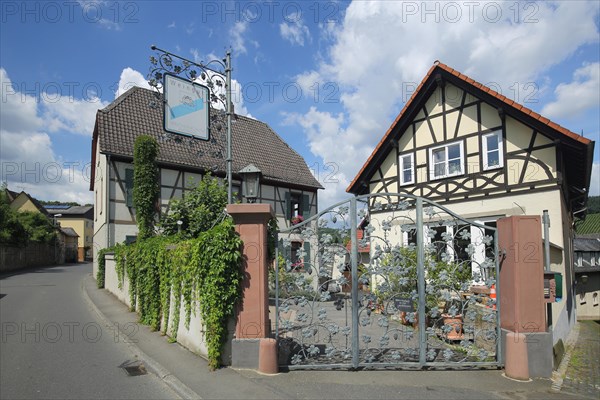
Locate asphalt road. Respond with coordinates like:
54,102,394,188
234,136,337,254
0,263,179,400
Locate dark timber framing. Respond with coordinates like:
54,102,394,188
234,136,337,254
352,64,594,216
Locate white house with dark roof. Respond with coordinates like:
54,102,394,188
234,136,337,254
90,86,322,275
347,61,595,353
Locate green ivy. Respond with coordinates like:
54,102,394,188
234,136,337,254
96,248,108,288
106,220,242,370
133,135,159,240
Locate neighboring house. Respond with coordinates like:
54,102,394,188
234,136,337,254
8,190,51,217
347,61,595,348
45,205,94,262
60,227,80,263
90,86,322,274
574,213,600,320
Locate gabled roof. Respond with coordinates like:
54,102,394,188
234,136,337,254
45,205,94,219
90,87,323,191
60,227,79,238
347,61,595,201
574,237,600,252
3,188,19,202
10,191,50,217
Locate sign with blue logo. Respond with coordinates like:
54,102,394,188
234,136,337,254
164,73,209,140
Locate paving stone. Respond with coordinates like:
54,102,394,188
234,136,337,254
561,321,600,399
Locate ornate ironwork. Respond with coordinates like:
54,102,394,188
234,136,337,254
147,45,234,202
275,194,500,370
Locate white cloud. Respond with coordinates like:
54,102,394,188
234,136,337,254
229,12,259,56
542,62,600,119
230,21,249,55
2,68,109,138
115,67,151,98
0,131,55,164
0,68,95,204
185,22,195,35
282,107,353,206
590,163,600,196
43,96,108,135
295,70,322,93
280,12,311,46
167,21,176,28
0,68,43,133
288,0,599,208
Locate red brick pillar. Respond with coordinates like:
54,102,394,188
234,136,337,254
227,204,274,339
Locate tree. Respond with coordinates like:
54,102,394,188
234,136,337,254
0,186,55,246
133,135,160,240
160,174,227,238
39,200,81,206
16,212,56,243
587,196,599,214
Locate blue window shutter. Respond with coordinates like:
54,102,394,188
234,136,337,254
284,191,291,220
125,168,134,207
302,194,311,218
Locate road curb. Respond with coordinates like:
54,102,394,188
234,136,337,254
81,274,202,400
550,322,580,392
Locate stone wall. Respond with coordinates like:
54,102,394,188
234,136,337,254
0,243,60,273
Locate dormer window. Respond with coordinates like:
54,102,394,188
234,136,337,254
429,141,464,180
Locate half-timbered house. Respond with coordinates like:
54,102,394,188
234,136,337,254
90,86,322,272
347,61,595,349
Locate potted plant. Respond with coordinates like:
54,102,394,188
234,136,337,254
291,215,304,225
427,259,472,340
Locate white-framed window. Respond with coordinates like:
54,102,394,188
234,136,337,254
482,131,504,170
399,153,415,186
429,141,464,180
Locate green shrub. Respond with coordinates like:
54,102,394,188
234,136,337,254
160,174,227,238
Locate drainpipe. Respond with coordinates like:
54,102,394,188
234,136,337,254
542,209,552,331
106,155,111,248
542,210,550,272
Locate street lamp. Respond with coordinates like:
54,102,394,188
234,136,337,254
177,219,183,234
239,164,261,203
148,45,234,204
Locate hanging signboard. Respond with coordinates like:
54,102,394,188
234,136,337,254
163,73,210,140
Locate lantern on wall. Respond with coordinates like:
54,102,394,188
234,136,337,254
239,164,261,203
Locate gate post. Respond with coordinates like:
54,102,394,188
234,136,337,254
227,204,276,371
497,216,553,378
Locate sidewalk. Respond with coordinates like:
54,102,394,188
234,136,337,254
82,273,590,400
560,320,600,399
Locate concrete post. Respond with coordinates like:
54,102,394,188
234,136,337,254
226,204,277,371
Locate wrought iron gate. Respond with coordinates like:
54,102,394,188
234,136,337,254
275,194,501,370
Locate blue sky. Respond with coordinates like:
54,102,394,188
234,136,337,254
1,1,599,207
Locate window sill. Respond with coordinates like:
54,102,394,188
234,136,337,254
429,172,464,181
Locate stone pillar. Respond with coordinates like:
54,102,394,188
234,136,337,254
227,204,277,371
497,216,546,332
497,215,553,377
227,203,274,338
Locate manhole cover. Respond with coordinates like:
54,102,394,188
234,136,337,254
119,360,147,376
